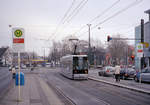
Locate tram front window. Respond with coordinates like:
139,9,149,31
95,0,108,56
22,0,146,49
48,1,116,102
73,57,88,70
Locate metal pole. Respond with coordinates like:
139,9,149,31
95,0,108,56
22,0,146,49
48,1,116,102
44,48,46,66
139,19,144,84
94,47,96,68
87,24,91,66
139,57,142,84
18,51,21,101
44,48,45,61
126,45,128,70
141,19,144,69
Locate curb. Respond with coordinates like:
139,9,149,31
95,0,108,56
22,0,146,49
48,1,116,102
88,77,150,95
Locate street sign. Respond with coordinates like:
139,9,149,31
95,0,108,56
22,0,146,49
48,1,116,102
12,28,25,52
139,42,150,57
140,42,149,48
136,43,143,57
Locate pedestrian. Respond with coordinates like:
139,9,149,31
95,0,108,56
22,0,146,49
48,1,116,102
12,66,16,79
115,65,120,82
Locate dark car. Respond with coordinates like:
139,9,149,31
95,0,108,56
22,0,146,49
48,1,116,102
120,68,136,80
134,67,150,82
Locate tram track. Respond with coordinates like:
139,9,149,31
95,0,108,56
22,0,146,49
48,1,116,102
38,68,150,105
40,73,76,105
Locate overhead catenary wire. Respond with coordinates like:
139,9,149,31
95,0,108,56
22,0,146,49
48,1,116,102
62,0,88,24
91,0,143,29
77,0,143,38
47,0,76,41
66,0,89,23
73,0,121,35
51,0,88,41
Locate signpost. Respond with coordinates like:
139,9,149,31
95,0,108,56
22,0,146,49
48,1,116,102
12,28,25,52
12,28,25,102
136,43,143,83
137,43,143,57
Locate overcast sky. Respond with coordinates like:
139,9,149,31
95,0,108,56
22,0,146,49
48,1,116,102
0,0,149,56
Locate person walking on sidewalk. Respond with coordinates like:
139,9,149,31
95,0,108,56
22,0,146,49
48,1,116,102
12,66,16,79
115,65,120,82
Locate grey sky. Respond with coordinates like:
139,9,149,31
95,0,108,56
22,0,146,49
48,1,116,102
0,0,150,56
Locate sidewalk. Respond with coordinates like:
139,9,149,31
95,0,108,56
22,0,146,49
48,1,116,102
89,69,150,95
0,72,64,105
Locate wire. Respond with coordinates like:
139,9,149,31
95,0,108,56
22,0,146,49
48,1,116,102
89,0,121,23
47,0,76,41
61,0,76,24
62,0,88,24
92,0,142,29
73,0,121,35
77,0,143,38
51,0,88,41
66,0,89,23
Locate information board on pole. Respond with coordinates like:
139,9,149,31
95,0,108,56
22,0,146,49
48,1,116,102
12,28,25,52
136,43,143,58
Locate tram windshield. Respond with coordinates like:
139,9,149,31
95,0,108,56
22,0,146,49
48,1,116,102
73,57,88,70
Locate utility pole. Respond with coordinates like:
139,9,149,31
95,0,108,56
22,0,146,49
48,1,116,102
43,48,45,61
87,24,91,66
139,19,144,84
126,45,128,70
94,47,96,68
141,19,144,70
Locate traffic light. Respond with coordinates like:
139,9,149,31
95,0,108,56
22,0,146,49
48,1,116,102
131,55,134,61
107,36,112,42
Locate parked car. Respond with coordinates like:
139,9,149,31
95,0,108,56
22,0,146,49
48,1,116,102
15,65,19,69
120,68,136,80
98,66,115,77
46,63,51,67
21,65,26,69
96,65,103,69
134,67,150,82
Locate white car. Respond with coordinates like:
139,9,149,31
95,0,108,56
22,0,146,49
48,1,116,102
21,65,26,69
46,63,51,67
99,66,115,76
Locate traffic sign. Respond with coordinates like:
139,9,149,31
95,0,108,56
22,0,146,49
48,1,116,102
12,28,25,52
140,42,149,48
136,43,143,57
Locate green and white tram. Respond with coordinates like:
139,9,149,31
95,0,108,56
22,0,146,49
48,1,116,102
60,55,88,79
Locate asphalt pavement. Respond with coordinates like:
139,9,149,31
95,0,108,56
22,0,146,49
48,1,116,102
0,67,12,98
89,69,150,94
0,67,150,105
45,67,150,105
0,69,65,105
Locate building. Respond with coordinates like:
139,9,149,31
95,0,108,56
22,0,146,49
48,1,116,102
0,47,12,66
135,9,150,70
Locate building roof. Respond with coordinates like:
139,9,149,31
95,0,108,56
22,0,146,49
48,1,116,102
0,47,8,58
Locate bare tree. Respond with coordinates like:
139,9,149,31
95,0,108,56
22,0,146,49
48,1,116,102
90,38,106,65
107,34,127,65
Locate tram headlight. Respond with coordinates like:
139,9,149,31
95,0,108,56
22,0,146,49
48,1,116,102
85,70,88,74
74,70,77,73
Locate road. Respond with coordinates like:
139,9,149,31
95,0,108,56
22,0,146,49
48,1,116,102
1,67,149,105
40,67,150,105
0,67,12,97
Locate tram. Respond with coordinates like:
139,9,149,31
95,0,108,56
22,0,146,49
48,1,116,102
60,55,88,79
